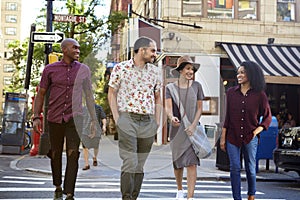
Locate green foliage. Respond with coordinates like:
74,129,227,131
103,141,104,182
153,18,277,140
107,11,128,34
6,0,127,117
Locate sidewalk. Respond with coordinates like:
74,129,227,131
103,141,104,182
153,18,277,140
12,135,299,182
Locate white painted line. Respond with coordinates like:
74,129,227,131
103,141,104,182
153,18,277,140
0,198,286,200
0,180,45,184
0,187,263,194
3,176,52,181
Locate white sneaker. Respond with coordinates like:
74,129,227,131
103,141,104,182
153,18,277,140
176,190,185,199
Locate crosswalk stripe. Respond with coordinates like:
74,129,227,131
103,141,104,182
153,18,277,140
0,187,263,195
1,199,286,200
0,176,286,200
0,180,45,184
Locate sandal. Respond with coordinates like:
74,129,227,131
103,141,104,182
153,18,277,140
93,158,97,166
82,165,90,170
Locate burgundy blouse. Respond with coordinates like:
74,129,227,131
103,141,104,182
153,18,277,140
223,85,272,147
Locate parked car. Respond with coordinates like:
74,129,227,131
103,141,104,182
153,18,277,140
273,127,300,175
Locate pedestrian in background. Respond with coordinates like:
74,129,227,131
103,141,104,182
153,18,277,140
33,38,97,200
165,55,204,200
108,36,162,200
220,61,272,200
82,104,106,170
283,112,296,128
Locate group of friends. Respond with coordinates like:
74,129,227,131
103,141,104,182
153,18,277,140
32,36,273,200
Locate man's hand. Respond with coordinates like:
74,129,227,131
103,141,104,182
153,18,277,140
102,125,106,134
33,118,42,134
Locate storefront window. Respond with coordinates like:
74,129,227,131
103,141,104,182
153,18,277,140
277,0,296,22
207,0,233,19
238,0,257,19
183,0,202,16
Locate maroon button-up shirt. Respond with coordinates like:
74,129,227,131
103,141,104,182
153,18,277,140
39,60,92,123
223,85,272,147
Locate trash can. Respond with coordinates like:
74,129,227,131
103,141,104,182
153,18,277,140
256,116,278,172
204,125,216,138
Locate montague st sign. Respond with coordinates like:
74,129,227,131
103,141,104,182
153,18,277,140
53,14,87,23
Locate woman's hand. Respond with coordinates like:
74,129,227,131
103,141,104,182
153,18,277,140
170,116,180,127
185,124,196,136
220,128,227,152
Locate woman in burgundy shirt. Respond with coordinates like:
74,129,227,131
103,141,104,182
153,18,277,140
220,61,272,200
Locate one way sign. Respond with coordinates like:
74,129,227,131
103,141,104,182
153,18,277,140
31,32,64,43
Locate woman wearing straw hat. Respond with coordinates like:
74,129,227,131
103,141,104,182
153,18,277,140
165,55,205,200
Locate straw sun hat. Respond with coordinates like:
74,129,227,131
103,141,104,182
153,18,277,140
172,55,200,75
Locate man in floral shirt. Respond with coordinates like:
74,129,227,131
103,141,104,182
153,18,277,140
108,36,162,200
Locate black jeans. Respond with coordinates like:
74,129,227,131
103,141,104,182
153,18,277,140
47,117,81,195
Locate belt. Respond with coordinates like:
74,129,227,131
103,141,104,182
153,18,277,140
128,112,151,121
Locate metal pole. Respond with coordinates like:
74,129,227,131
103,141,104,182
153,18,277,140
24,24,36,90
39,0,54,155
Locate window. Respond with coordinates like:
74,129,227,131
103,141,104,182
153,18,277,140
4,39,14,48
183,0,259,20
6,15,17,23
183,0,202,16
3,64,15,73
207,0,233,19
3,77,12,85
144,0,150,18
277,0,296,22
238,0,258,19
5,27,17,35
4,52,13,59
6,2,18,11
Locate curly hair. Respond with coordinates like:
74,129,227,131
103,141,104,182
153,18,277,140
239,61,266,92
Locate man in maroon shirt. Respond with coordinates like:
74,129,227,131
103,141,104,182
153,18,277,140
33,38,97,200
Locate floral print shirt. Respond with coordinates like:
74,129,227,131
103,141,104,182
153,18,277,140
109,59,162,115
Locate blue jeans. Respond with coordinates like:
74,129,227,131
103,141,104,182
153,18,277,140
226,136,258,200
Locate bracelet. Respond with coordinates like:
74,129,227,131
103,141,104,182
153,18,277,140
33,116,41,121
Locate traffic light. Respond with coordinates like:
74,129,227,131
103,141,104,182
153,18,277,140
48,53,58,64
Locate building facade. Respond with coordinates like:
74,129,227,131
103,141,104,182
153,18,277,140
109,0,300,144
0,0,22,118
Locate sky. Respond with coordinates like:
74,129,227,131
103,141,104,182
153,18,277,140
20,0,110,41
20,0,44,40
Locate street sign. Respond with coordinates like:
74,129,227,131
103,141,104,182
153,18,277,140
53,14,87,23
31,32,64,43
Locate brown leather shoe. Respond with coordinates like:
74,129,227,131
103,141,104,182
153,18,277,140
82,165,90,170
248,195,255,200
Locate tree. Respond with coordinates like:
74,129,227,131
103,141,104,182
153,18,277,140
6,0,128,116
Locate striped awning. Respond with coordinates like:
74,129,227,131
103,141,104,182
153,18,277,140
219,42,300,77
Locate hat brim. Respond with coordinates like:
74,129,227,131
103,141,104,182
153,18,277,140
171,62,200,76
